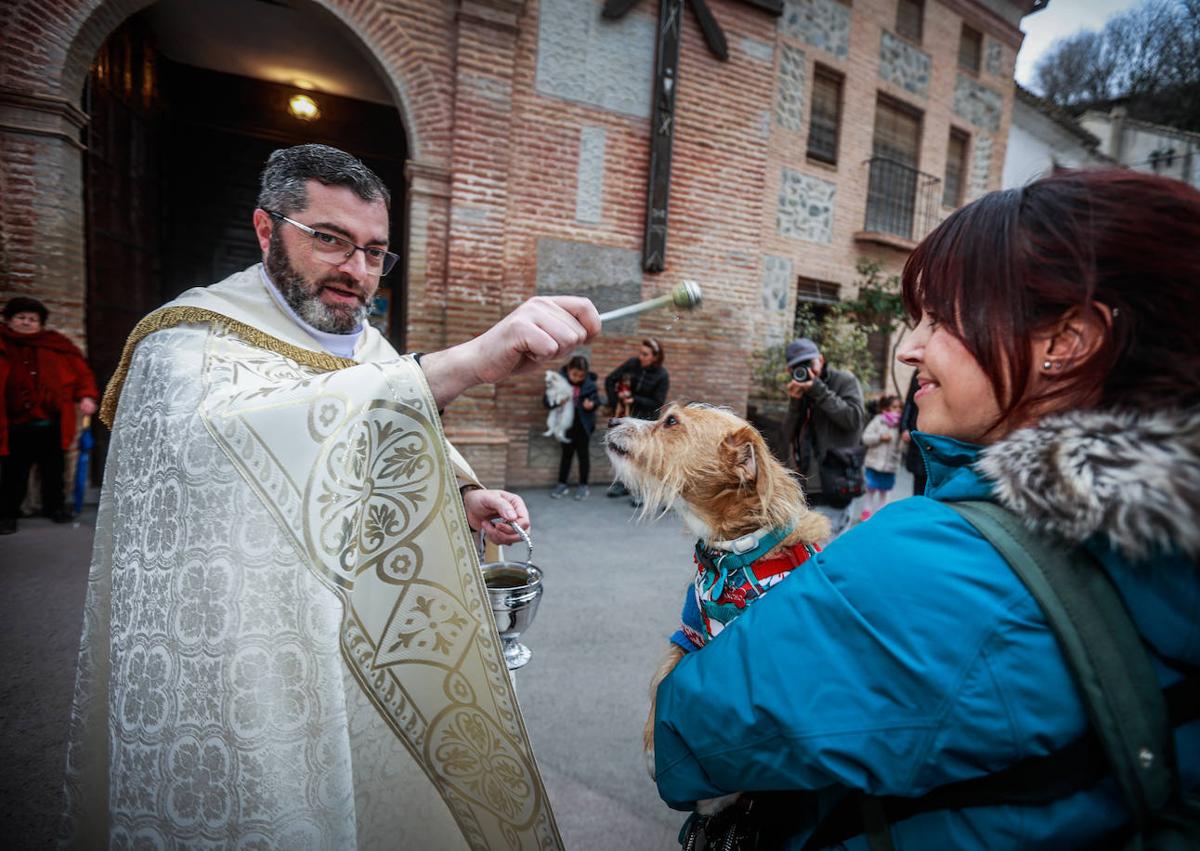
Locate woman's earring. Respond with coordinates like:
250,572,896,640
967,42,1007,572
1042,360,1053,370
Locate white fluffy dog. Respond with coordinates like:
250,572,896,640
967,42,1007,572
543,370,574,443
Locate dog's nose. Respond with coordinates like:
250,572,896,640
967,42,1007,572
608,418,621,428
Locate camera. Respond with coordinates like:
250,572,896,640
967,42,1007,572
790,362,814,383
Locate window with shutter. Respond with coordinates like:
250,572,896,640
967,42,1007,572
807,67,844,165
896,0,923,42
943,129,969,208
797,278,842,306
867,96,924,237
959,25,982,73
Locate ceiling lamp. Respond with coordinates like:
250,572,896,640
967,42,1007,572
288,93,320,122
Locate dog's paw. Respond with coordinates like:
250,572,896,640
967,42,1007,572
644,747,656,781
695,793,741,816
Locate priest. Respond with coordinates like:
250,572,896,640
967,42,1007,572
61,144,598,850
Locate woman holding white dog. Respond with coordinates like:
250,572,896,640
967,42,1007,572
651,170,1200,848
546,354,601,500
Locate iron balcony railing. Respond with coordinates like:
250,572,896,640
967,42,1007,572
863,157,942,243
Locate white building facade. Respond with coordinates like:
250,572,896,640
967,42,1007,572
1079,108,1200,189
1002,86,1108,188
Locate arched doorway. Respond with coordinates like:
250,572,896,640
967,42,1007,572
82,0,410,477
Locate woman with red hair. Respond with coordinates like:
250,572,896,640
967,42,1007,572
1,297,98,533
651,170,1200,848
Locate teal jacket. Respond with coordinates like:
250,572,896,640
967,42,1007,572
654,412,1200,848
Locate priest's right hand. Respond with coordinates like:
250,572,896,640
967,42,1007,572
417,296,600,409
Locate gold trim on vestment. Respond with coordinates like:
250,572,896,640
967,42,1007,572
100,306,357,426
187,326,561,848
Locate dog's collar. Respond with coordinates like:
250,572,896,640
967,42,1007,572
707,524,793,556
699,524,796,574
695,523,799,601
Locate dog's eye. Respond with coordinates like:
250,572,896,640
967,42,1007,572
663,414,679,428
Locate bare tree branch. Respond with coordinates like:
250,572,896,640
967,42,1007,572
1032,0,1200,131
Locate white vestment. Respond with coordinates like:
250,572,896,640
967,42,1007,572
62,265,562,849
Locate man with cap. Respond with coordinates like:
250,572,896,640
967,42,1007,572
780,337,866,538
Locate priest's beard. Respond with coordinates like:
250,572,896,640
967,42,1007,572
265,230,371,334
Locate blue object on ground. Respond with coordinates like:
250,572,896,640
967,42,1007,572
72,421,93,514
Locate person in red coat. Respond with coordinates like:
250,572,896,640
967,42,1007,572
1,297,99,533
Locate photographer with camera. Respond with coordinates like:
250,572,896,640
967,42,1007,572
780,337,866,538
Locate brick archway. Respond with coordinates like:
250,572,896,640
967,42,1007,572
52,0,452,163
2,0,531,482
0,0,455,344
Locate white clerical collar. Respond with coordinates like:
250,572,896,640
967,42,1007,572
260,266,363,360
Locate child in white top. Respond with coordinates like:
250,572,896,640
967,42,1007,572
859,394,903,521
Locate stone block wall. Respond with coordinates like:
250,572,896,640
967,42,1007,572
775,45,808,132
878,30,931,98
0,129,88,349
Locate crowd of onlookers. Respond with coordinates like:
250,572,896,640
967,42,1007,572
542,331,921,535
3,295,907,540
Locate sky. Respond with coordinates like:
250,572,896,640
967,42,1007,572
1015,0,1148,91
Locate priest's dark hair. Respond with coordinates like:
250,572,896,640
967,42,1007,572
257,144,391,215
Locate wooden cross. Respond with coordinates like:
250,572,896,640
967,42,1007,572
603,0,783,272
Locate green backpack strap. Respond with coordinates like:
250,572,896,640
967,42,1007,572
948,500,1175,832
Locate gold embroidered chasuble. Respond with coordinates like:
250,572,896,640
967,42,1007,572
62,265,562,849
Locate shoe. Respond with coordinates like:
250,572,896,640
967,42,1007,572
50,509,74,524
574,485,590,501
606,482,629,498
549,483,570,499
0,517,16,535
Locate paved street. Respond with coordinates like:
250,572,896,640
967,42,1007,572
513,487,695,851
0,469,913,850
0,511,96,848
0,485,700,850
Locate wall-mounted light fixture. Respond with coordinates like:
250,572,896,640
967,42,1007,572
288,93,320,121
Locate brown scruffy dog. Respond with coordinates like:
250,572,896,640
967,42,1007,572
604,403,828,807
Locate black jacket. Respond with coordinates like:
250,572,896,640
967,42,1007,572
543,367,601,436
604,358,670,420
780,365,865,496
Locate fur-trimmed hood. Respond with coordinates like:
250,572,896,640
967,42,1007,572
977,408,1200,561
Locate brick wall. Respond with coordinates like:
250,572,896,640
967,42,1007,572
488,0,1021,486
492,0,783,486
0,0,1025,486
0,127,88,348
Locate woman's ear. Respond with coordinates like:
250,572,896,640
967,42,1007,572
1036,303,1113,371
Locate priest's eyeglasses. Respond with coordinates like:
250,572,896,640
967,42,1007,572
265,210,399,277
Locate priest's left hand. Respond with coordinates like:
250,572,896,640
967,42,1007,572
463,488,531,545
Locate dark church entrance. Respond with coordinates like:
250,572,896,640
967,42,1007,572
83,0,409,481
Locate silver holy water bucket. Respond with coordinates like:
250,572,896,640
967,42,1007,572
479,521,543,671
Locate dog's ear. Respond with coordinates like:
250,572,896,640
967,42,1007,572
720,427,758,485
